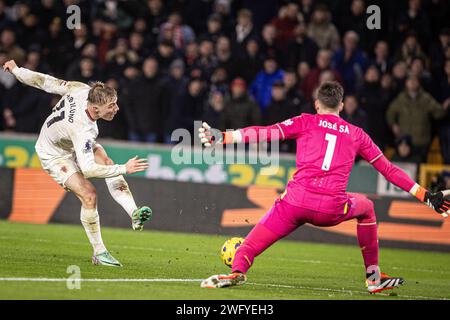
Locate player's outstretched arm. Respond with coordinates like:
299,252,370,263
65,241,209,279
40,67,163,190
198,117,302,147
2,60,88,96
371,155,450,218
72,132,148,178
78,153,148,179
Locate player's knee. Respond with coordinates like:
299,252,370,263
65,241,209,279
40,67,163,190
105,157,114,165
81,189,97,208
359,199,376,223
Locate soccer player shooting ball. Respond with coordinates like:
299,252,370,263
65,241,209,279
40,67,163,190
3,60,152,267
199,81,450,293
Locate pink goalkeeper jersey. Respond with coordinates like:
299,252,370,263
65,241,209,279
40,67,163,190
269,113,382,214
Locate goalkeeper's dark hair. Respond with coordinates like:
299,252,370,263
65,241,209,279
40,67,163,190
88,81,117,105
317,81,344,109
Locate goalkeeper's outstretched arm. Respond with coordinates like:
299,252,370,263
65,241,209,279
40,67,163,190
198,116,304,147
371,155,450,218
2,59,89,96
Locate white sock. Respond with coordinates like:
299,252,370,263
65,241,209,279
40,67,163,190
105,175,138,218
80,206,106,255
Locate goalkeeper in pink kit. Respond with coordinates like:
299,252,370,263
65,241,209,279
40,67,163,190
199,81,450,293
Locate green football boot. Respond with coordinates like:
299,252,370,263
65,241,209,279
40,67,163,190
131,206,153,231
92,251,122,267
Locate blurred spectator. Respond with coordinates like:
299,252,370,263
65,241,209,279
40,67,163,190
386,75,448,160
340,0,366,43
259,24,282,63
296,61,310,89
203,89,226,130
235,38,262,84
429,171,450,193
0,49,15,89
265,80,298,123
301,49,342,101
25,50,49,74
164,11,195,50
221,78,261,130
396,0,432,48
0,81,4,130
270,3,301,50
391,136,422,164
215,36,236,80
144,0,168,42
203,13,224,43
307,4,340,51
70,23,90,61
285,21,319,69
161,59,188,142
430,28,450,80
209,66,229,95
43,17,71,76
0,0,11,31
395,32,426,66
265,80,297,152
370,40,393,75
438,59,450,164
66,57,101,83
97,21,118,66
15,7,45,50
171,77,206,137
231,9,257,52
0,28,25,65
184,41,199,69
153,40,176,76
409,56,433,95
299,0,315,23
391,61,408,97
122,57,164,142
250,55,285,112
129,31,150,61
193,38,218,80
105,38,139,79
283,69,305,112
2,60,51,133
213,0,233,35
341,95,368,132
358,66,392,149
332,30,368,93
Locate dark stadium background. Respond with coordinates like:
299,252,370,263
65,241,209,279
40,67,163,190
0,0,448,169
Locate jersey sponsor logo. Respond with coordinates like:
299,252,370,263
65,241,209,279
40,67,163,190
83,140,93,153
282,119,293,126
319,119,350,134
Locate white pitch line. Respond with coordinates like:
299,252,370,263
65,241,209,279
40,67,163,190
2,235,450,275
0,278,203,282
0,278,447,300
249,282,450,300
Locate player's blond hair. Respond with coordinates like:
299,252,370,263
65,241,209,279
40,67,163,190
87,81,117,106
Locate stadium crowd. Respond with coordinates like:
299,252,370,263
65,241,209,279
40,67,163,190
0,0,449,164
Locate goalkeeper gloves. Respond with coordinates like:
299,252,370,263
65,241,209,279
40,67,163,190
198,122,236,147
413,186,450,218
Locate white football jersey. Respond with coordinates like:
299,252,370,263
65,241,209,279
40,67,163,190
12,67,126,178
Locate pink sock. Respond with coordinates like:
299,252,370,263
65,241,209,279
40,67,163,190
232,223,282,274
357,222,379,270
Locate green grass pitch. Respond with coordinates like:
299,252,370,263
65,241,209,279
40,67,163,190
0,220,449,300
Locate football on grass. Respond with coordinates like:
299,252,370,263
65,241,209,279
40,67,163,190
221,237,244,267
